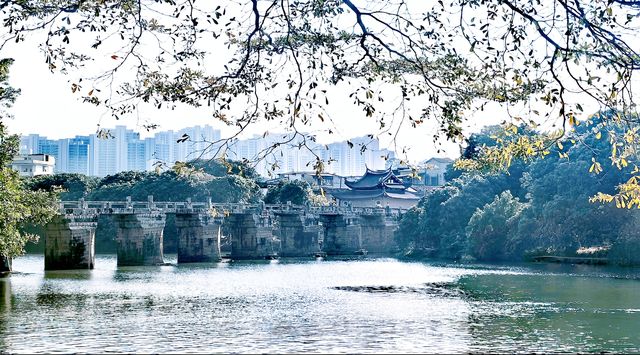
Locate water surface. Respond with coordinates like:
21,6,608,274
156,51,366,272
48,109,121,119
1,255,639,353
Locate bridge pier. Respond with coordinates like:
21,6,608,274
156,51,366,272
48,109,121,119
359,214,397,254
113,213,165,266
174,213,222,263
274,212,319,257
224,213,264,260
44,215,97,270
320,214,362,255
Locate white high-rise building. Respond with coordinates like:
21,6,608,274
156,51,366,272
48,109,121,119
152,130,175,167
90,133,117,176
233,133,390,177
67,136,91,175
127,132,147,171
19,134,41,155
173,125,222,162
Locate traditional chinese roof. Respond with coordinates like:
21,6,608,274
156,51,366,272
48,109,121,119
344,167,407,190
330,167,421,202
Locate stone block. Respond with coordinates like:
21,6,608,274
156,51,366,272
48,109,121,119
113,213,165,266
175,213,221,263
320,214,361,255
45,215,97,270
274,212,318,257
223,213,265,260
359,214,396,254
0,256,11,273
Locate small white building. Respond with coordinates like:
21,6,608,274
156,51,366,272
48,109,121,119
11,154,56,177
420,157,454,186
276,171,349,189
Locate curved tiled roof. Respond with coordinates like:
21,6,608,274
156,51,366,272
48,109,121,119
344,167,404,190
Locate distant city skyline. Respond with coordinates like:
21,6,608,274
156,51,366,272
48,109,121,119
17,124,419,178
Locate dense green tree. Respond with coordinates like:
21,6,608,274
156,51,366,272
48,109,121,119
205,175,262,204
399,118,640,265
395,208,425,257
95,171,152,189
84,169,262,203
517,118,634,255
465,191,528,261
396,186,456,257
263,180,314,206
189,159,259,180
0,60,58,271
609,214,640,266
87,171,202,201
26,173,99,200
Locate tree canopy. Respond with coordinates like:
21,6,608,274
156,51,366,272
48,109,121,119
59,169,264,203
26,173,99,200
264,179,310,205
188,158,259,180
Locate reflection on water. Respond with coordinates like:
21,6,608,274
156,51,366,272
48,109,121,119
0,255,639,353
0,277,10,311
0,276,11,352
461,272,640,352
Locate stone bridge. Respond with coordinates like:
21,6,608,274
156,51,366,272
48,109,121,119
44,196,405,270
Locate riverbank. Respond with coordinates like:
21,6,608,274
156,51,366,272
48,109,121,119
397,251,640,270
530,255,609,265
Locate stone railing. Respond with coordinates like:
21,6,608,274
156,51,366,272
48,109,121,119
59,196,407,217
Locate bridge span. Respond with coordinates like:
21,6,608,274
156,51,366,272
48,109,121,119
44,196,405,270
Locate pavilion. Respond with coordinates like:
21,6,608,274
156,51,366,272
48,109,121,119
327,167,421,209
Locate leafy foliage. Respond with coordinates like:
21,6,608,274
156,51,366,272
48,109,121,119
25,166,263,204
205,175,261,204
189,159,258,180
399,122,640,264
26,173,99,200
0,60,58,261
465,191,527,261
85,170,261,203
0,58,19,119
0,123,58,259
263,180,327,206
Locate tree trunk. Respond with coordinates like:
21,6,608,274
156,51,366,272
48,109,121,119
0,255,11,273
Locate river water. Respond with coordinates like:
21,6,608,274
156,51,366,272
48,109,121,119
1,255,639,353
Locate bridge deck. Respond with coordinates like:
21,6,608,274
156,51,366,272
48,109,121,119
59,198,407,218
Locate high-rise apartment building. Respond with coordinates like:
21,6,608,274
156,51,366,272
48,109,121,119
66,136,91,175
19,134,41,155
152,130,175,167
127,135,147,171
90,133,118,176
173,125,222,162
